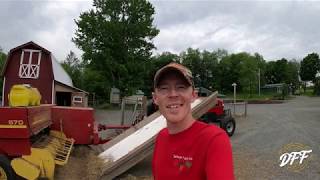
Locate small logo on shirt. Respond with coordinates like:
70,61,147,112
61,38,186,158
173,154,193,171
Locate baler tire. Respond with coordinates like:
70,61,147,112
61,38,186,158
0,155,16,180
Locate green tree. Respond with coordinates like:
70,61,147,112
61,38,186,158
180,48,220,90
73,0,159,99
265,61,277,84
0,47,7,97
201,50,219,90
253,53,267,87
265,59,290,84
238,53,259,95
213,48,228,62
300,53,320,93
82,67,110,104
314,75,320,95
286,60,300,94
218,53,242,93
300,53,320,82
181,48,203,87
61,51,83,88
264,58,299,95
217,52,264,94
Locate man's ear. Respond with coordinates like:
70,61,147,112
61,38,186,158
152,92,159,105
191,89,198,102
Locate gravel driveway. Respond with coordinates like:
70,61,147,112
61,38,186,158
231,96,320,180
98,96,320,180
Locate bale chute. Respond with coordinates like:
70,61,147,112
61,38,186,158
11,130,74,180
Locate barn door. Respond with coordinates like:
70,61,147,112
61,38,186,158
19,49,41,79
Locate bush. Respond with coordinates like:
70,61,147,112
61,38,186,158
313,77,320,96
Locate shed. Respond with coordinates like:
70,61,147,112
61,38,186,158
196,87,213,97
110,87,145,105
261,83,284,94
1,41,88,107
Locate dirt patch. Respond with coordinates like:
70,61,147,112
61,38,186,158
233,147,281,180
55,145,106,180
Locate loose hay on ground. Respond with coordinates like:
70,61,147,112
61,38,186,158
117,174,153,180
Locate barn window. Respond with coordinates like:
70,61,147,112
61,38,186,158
19,49,41,79
73,96,83,103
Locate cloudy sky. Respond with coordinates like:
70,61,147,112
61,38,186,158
1,0,320,62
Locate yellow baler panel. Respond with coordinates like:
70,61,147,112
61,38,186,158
11,158,40,180
11,148,55,180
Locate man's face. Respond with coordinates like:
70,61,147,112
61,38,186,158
153,71,197,124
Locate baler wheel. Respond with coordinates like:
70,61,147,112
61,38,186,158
0,155,16,180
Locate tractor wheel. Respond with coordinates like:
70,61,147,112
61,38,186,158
220,118,236,137
0,155,16,180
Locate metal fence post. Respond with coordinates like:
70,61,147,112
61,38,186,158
245,101,247,117
121,98,125,125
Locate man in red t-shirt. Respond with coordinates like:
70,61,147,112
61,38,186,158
152,62,234,180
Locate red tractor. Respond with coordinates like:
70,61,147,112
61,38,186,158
199,98,236,136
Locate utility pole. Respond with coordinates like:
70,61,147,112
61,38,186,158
232,83,237,114
258,68,261,96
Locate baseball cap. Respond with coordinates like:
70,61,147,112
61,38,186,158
154,62,194,89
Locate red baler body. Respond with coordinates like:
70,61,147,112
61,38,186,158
51,106,95,145
1,105,130,157
0,105,52,156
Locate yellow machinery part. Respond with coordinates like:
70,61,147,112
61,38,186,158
11,148,54,180
8,84,41,107
30,88,41,106
11,130,74,180
11,157,40,180
47,130,74,166
0,166,8,180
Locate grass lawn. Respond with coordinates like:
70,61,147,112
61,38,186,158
300,88,319,97
224,87,319,101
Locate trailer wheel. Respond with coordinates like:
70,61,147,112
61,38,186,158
0,155,16,180
220,118,236,137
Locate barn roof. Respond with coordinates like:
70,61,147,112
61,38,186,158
55,80,88,94
51,54,73,87
10,41,51,54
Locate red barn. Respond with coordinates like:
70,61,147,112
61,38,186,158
1,41,88,107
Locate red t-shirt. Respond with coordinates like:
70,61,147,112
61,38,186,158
152,120,234,180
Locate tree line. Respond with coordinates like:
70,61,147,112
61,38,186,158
62,47,320,101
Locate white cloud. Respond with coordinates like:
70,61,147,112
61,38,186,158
152,1,320,60
0,1,91,61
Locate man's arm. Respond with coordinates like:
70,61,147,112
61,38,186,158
206,132,234,180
